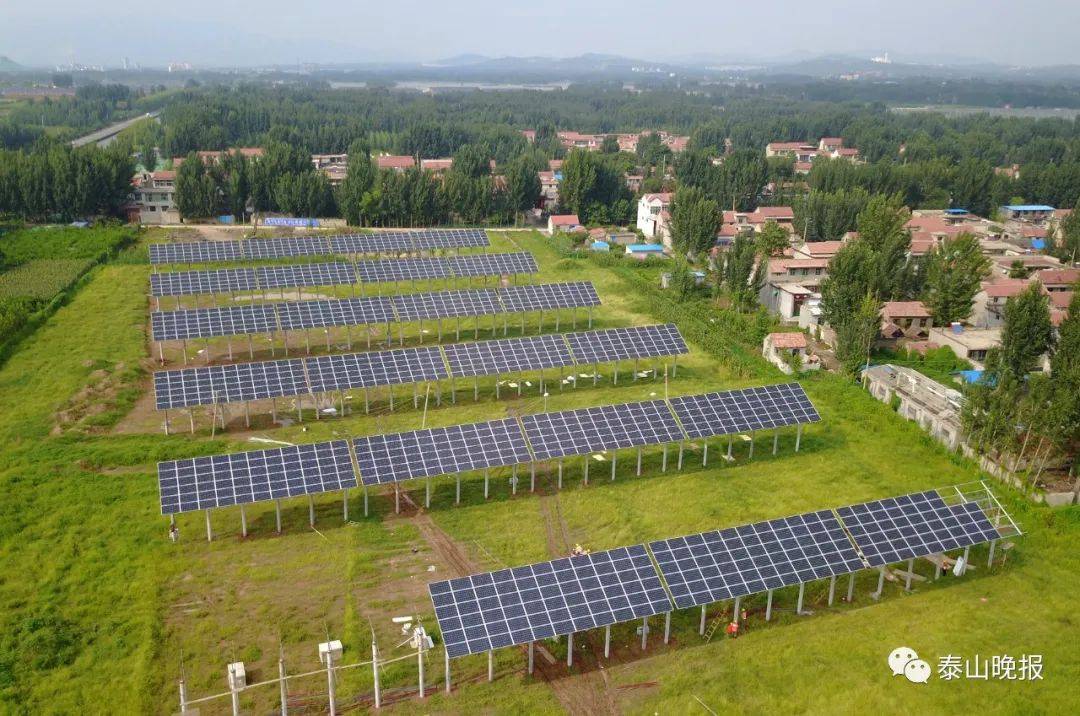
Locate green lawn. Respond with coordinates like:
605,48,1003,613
0,230,1077,714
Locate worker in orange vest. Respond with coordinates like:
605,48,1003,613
725,621,739,639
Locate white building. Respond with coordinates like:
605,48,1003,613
636,193,673,246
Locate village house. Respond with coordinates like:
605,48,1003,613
420,158,454,174
636,193,674,245
928,326,1002,369
547,214,582,235
538,171,560,211
880,301,932,340
312,153,349,186
131,170,179,224
762,332,819,374
766,137,862,165
376,155,415,172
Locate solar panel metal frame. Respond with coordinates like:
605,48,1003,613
498,282,600,313
447,252,538,278
670,383,820,439
151,304,278,341
304,346,447,394
649,509,865,609
837,491,1002,567
150,268,259,297
254,262,358,290
149,241,244,265
411,228,489,250
352,418,531,486
391,288,502,322
330,233,415,254
242,237,331,260
443,334,574,378
157,440,356,515
429,544,672,658
521,399,685,461
355,257,451,283
565,324,688,366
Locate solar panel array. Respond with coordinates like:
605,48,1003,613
521,400,685,461
151,282,601,341
670,383,820,439
565,324,688,365
430,545,672,658
152,253,535,297
428,488,1009,657
837,491,1001,567
352,419,532,486
650,510,865,609
158,440,356,515
153,324,687,410
149,229,490,265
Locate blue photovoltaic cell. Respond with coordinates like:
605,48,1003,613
429,544,671,658
669,383,820,439
649,510,865,608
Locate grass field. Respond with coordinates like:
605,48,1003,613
0,229,1077,714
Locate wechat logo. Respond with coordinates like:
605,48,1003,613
889,647,931,684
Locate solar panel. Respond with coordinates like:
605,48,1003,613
150,268,259,297
149,241,244,265
330,233,415,255
304,346,446,393
274,296,395,331
565,324,688,365
521,400,684,461
255,262,358,290
151,304,278,341
443,334,574,378
243,237,331,260
670,383,820,439
352,418,531,486
391,288,502,322
412,228,489,250
448,252,538,278
430,544,671,658
649,510,865,609
837,491,1001,567
355,257,451,283
157,440,356,515
498,282,600,313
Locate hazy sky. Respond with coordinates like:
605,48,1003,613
5,0,1080,68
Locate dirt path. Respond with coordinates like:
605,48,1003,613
396,489,619,715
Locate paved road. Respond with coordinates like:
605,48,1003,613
70,110,161,148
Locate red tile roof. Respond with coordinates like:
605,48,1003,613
550,214,581,226
882,301,931,319
1049,291,1074,310
984,279,1032,298
377,155,415,170
1036,268,1080,287
768,332,807,349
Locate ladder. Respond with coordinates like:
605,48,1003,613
703,612,727,643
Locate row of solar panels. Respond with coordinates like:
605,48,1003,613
151,281,601,342
150,252,538,297
431,489,1005,657
148,228,490,265
157,383,820,515
154,323,688,410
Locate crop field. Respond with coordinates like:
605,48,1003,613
0,229,1077,714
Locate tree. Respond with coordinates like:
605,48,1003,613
820,239,877,328
141,142,156,172
723,231,762,312
834,293,881,376
451,143,490,180
670,186,721,259
1049,294,1080,454
559,150,629,224
1051,196,1080,263
503,156,541,224
855,194,912,300
922,232,990,325
600,135,620,154
338,140,377,226
999,284,1054,381
754,220,790,258
175,152,218,219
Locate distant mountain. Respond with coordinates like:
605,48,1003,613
0,55,24,71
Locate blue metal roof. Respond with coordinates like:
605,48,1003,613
1003,204,1054,212
944,208,969,215
1031,238,1046,250
627,244,664,252
590,240,610,251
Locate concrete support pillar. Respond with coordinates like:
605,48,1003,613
796,583,806,614
766,589,774,621
828,575,837,605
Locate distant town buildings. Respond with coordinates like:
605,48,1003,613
765,137,862,173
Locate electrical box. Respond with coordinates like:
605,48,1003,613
226,662,246,690
319,640,343,665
